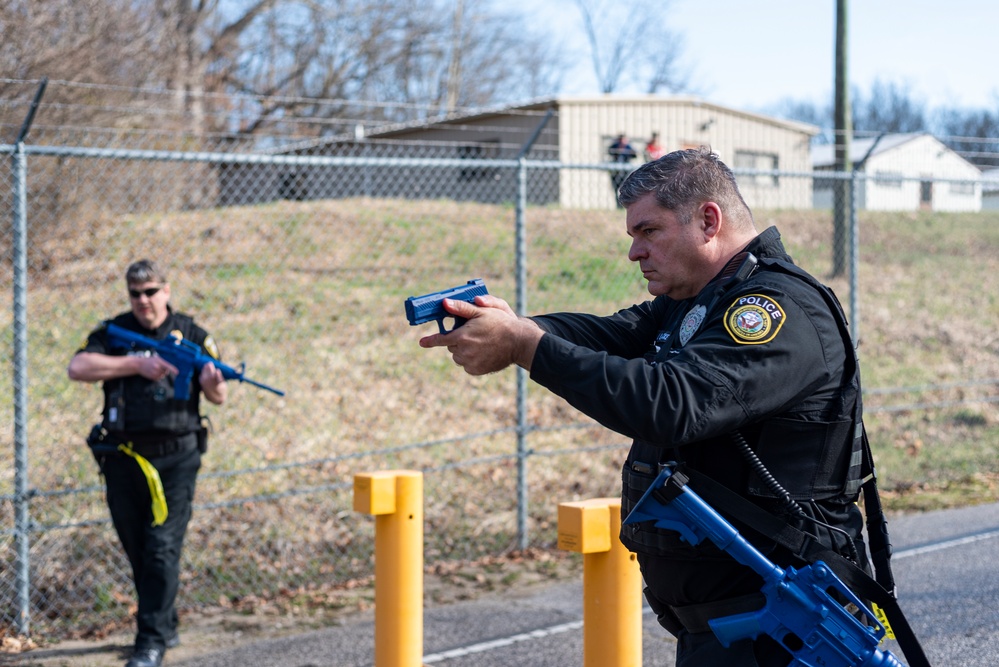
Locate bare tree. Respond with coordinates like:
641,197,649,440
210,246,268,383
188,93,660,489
146,0,280,135
221,0,565,133
2,0,566,140
571,0,688,94
935,102,999,167
852,79,927,134
0,0,161,132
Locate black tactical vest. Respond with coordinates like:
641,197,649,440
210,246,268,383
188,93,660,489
101,313,202,435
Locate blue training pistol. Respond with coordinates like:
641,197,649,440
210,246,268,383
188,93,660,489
405,278,489,334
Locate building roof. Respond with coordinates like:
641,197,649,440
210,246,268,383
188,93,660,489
810,132,969,169
514,95,821,136
271,94,820,155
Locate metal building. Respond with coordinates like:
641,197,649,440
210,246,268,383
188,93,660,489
217,95,820,211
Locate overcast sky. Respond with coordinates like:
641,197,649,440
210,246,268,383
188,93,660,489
537,0,998,114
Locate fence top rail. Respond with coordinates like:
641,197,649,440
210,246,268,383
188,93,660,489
2,143,992,185
0,143,525,168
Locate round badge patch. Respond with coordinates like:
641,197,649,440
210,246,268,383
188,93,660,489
724,294,787,345
678,305,706,346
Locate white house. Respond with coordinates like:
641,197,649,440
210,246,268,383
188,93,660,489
812,133,982,212
981,167,999,211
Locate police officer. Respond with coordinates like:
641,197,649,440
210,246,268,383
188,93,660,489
68,259,227,667
419,147,868,667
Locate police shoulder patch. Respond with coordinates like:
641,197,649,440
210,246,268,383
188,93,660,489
723,294,787,345
203,335,221,360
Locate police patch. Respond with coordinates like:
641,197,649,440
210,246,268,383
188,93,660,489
724,294,787,345
678,305,706,346
203,335,221,360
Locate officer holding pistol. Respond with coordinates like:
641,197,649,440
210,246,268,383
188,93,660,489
419,148,872,667
68,259,227,667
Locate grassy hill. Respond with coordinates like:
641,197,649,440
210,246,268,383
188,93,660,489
6,198,999,513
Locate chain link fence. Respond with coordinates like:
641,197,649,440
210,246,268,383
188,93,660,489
3,115,999,643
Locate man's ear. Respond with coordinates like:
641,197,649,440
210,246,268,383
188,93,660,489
700,202,722,240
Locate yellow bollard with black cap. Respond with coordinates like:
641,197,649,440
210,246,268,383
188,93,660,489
559,497,643,667
354,470,425,667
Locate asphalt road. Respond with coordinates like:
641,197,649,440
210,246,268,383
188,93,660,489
159,500,999,667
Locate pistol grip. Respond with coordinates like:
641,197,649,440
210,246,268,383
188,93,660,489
173,367,194,401
436,316,468,335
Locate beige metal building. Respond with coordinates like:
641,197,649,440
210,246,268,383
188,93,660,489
545,95,818,209
218,95,819,210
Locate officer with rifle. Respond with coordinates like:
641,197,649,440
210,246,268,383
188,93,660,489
68,259,227,667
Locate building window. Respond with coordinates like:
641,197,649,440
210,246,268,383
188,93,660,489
457,140,500,182
874,171,903,188
949,181,975,196
734,151,778,187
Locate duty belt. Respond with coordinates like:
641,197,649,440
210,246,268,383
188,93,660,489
669,592,766,634
126,432,198,459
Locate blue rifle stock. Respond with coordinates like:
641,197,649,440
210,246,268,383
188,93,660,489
106,323,285,400
624,466,904,667
405,279,489,334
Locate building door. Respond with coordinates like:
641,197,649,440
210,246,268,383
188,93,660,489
920,180,933,210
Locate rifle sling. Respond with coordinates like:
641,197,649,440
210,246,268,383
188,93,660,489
678,465,932,667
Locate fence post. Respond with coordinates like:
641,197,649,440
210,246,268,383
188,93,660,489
848,168,860,346
515,156,529,550
353,470,424,667
558,497,643,667
11,140,32,637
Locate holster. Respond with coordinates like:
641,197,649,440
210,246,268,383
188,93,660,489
197,416,211,454
85,424,116,465
643,587,685,638
644,586,766,638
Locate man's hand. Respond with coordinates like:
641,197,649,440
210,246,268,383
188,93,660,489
198,360,228,405
418,295,544,375
135,355,180,382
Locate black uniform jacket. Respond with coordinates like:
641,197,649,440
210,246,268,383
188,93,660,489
529,226,866,608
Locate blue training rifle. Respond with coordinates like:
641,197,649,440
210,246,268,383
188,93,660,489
624,465,905,667
106,323,285,400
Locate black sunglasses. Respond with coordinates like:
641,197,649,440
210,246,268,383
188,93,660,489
128,286,163,299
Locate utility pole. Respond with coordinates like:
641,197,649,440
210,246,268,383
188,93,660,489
832,0,852,277
446,0,465,113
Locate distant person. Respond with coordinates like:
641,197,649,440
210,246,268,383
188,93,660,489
418,147,884,666
608,133,637,206
68,259,227,667
644,132,665,161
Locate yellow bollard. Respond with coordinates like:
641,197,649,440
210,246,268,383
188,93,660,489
559,497,643,667
354,470,424,667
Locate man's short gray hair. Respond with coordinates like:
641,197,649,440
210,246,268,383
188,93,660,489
125,259,167,285
617,146,754,226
